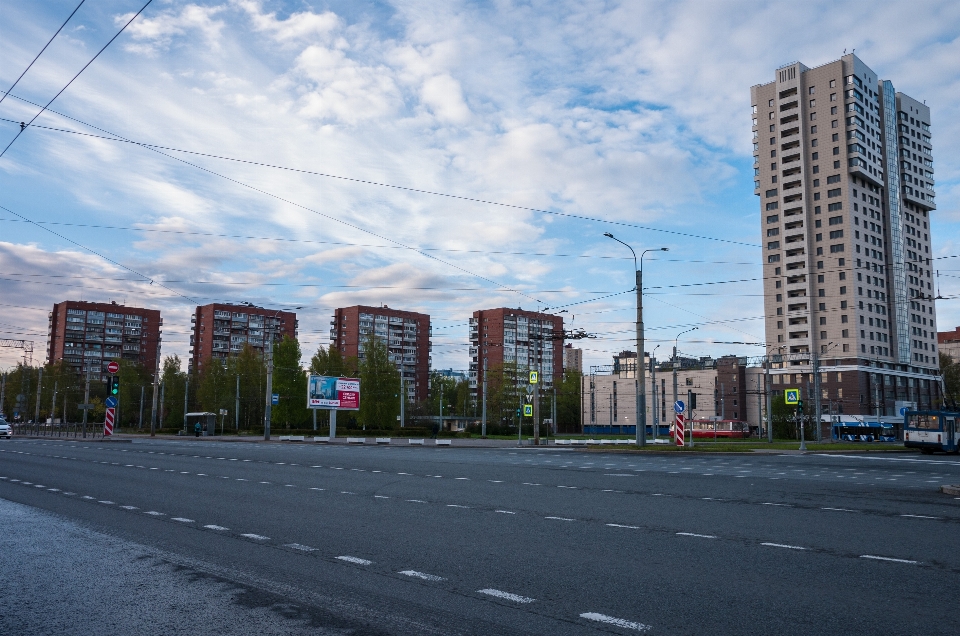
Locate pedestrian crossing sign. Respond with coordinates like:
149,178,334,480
529,371,539,384
523,404,533,417
785,388,800,405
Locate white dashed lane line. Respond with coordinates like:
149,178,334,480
204,525,229,531
477,589,534,604
399,570,444,582
676,532,717,539
144,511,165,516
241,533,270,541
285,543,317,552
580,612,651,632
337,555,372,565
545,516,576,522
606,523,640,529
761,542,806,550
860,554,919,565
171,517,194,523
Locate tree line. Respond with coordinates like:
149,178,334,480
1,334,584,433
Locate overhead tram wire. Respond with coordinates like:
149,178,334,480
0,212,760,266
0,0,87,108
0,204,199,305
0,97,761,249
0,0,153,158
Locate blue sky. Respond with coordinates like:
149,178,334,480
2,0,959,371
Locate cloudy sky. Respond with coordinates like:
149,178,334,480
2,0,959,372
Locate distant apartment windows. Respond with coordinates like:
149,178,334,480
817,247,824,255
776,293,783,301
830,244,845,253
818,289,826,297
815,219,822,228
814,192,821,200
811,125,817,133
833,146,840,155
766,214,779,223
770,137,776,145
841,300,847,309
816,233,822,241
830,79,836,88
817,274,825,283
768,241,781,250
834,160,840,168
832,133,839,142
809,99,816,107
766,202,779,211
832,119,838,127
771,162,777,170
831,106,838,115
771,150,777,158
768,254,781,263
827,188,842,198
830,93,837,101
811,139,818,147
767,228,779,236
817,261,824,269
812,152,819,160
809,86,816,95
769,99,774,107
812,165,819,174
770,124,775,132
828,215,843,225
827,174,841,184
769,111,775,119
766,189,778,198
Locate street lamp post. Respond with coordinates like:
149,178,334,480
672,327,697,444
604,233,668,447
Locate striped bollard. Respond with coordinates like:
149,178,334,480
104,407,115,436
675,413,685,447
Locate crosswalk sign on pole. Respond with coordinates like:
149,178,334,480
523,404,533,417
785,388,800,405
529,371,539,384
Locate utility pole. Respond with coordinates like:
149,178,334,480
264,313,280,441
34,367,42,435
50,381,58,436
533,325,541,446
813,352,822,443
183,376,189,433
688,389,694,448
139,386,144,430
150,357,160,438
721,382,725,420
766,354,773,443
82,372,90,439
875,376,880,426
756,375,762,440
672,348,678,425
651,355,658,440
399,374,405,429
551,384,557,438
481,358,487,438
235,374,240,431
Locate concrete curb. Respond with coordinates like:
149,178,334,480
941,484,960,496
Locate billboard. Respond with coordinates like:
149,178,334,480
308,376,360,410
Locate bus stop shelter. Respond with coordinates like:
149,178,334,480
185,412,217,436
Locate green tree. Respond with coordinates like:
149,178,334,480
481,362,523,434
197,358,233,422
556,370,582,432
358,334,400,430
273,336,308,428
234,345,266,431
940,352,959,407
160,355,187,430
116,360,152,429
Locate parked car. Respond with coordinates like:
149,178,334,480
0,418,11,439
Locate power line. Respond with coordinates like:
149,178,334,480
0,0,153,158
0,0,87,108
0,98,761,248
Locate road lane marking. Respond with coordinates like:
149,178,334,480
761,542,806,550
495,510,515,514
557,485,578,489
860,554,918,564
81,495,95,500
522,483,541,486
901,514,940,520
374,495,389,498
606,523,640,529
310,487,325,491
406,499,427,503
98,500,115,504
172,517,194,523
285,543,317,552
455,477,469,480
822,507,857,512
144,511,165,516
399,570,444,581
761,503,791,507
488,480,503,483
580,612,650,632
676,532,716,539
545,516,575,521
477,589,534,603
241,533,270,540
204,525,229,531
337,555,372,565
120,505,138,510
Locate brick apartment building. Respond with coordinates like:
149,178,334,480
190,303,297,373
47,300,162,379
469,308,564,405
329,305,431,403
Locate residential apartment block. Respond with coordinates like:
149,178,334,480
752,53,940,416
190,303,297,373
47,300,162,379
563,344,583,373
469,308,564,405
329,305,430,403
937,327,960,363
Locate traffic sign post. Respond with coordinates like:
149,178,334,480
674,400,685,447
785,388,800,405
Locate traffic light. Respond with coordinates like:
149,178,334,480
516,408,522,418
796,399,804,414
690,393,697,409
110,376,120,395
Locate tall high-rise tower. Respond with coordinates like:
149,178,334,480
751,54,940,416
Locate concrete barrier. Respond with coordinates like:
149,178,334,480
941,484,960,496
282,435,305,442
312,436,330,443
585,439,599,445
347,437,364,444
375,438,391,444
409,439,425,445
554,439,571,445
435,439,452,446
616,439,633,445
570,439,587,446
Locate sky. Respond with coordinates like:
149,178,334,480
1,0,960,373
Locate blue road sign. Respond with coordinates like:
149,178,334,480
899,406,909,416
272,393,279,405
674,400,685,414
105,396,118,408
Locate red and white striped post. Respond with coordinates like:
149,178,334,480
675,413,685,447
104,408,115,436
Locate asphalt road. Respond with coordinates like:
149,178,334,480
2,437,959,635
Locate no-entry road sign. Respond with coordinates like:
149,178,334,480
107,361,119,374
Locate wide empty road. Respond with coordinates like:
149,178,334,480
2,437,959,635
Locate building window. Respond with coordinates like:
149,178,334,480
830,244,844,253
768,254,781,263
833,147,840,155
828,202,843,211
766,202,779,211
812,152,819,160
829,230,843,239
766,189,778,198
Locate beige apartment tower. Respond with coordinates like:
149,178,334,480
751,54,940,417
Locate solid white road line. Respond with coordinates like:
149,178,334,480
860,554,918,564
399,570,444,581
761,542,806,550
676,532,717,539
337,555,372,565
477,588,534,603
241,533,270,540
580,612,651,632
204,525,229,531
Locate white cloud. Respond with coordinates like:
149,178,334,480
235,0,340,42
121,4,226,53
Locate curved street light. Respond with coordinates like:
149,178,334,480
604,232,669,446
